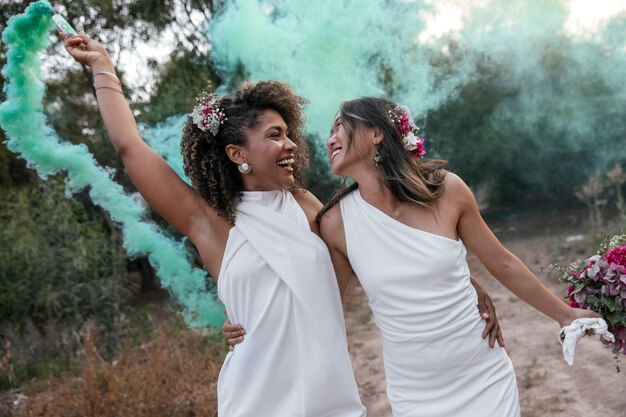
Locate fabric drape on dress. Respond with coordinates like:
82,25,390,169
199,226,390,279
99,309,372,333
217,190,365,417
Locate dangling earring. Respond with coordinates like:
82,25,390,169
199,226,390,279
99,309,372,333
238,162,252,174
373,147,381,166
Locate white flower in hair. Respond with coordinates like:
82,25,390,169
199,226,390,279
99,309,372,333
191,89,226,136
390,104,427,157
403,131,419,151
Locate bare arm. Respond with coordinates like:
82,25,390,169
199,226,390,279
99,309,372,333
62,33,225,248
319,205,356,299
451,174,599,327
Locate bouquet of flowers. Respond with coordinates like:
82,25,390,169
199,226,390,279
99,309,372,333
555,234,626,369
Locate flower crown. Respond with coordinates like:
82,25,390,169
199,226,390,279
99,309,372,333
389,105,426,158
191,89,227,136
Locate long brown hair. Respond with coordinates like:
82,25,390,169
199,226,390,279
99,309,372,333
317,97,447,223
181,81,309,223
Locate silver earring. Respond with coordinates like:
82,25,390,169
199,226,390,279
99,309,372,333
238,162,252,174
373,149,381,166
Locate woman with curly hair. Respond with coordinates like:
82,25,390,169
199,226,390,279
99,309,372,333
62,33,366,416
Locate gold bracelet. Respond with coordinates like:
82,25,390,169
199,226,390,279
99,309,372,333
95,85,124,95
93,70,121,85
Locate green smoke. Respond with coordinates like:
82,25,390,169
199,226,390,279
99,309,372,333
209,0,436,139
430,0,626,202
139,115,189,182
0,1,224,328
208,0,626,203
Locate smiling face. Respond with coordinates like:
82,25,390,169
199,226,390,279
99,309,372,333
327,112,378,177
327,114,349,175
181,80,310,222
233,108,298,191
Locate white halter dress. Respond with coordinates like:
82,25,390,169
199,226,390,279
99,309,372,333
340,190,520,417
217,190,366,417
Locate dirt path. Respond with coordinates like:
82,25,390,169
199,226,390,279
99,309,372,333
343,229,625,417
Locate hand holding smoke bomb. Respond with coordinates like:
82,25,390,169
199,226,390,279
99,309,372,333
52,13,77,35
63,32,116,75
49,9,91,63
0,1,224,327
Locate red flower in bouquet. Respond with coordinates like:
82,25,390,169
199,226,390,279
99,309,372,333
558,235,626,358
606,245,626,266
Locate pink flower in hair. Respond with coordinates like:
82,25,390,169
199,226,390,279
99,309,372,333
389,105,427,158
413,137,427,158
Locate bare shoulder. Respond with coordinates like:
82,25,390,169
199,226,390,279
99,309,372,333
319,203,343,230
442,171,465,191
318,204,344,249
291,188,324,233
292,187,323,208
291,188,323,218
441,171,473,203
439,171,479,219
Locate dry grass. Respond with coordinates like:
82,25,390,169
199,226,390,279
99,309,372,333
6,321,224,417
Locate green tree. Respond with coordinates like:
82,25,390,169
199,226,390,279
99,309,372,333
427,38,626,207
0,2,216,376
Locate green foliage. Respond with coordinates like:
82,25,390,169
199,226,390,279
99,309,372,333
0,2,39,186
0,142,31,186
0,0,214,186
0,177,129,332
305,136,341,204
428,39,626,207
137,50,219,125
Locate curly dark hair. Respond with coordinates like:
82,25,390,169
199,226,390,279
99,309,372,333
181,80,309,223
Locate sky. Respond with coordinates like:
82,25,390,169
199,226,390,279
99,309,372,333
418,0,626,41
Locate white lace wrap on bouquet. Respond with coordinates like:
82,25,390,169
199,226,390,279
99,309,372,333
559,318,615,365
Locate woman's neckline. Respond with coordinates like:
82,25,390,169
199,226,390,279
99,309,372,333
354,189,460,244
241,189,284,205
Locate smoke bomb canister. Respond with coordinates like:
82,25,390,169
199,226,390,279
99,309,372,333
52,14,77,35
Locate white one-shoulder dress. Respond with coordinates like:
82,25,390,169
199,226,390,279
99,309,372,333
340,190,520,417
217,190,366,417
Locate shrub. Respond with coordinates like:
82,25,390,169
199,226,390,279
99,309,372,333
0,177,130,387
7,321,224,417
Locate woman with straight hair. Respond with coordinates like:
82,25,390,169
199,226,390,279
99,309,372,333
317,97,599,416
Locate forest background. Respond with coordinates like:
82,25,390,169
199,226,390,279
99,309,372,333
1,0,625,415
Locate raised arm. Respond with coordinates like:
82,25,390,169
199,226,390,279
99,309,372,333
451,173,599,327
62,33,225,249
